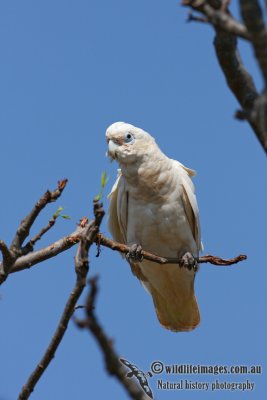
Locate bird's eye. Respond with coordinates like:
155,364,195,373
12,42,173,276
124,132,135,144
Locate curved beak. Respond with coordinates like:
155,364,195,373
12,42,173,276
106,139,119,160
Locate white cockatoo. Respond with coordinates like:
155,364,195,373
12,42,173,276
106,122,202,332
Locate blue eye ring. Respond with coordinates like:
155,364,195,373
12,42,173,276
124,132,135,144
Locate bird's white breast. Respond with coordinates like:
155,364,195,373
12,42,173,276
125,179,196,258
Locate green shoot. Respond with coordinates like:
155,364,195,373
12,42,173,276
95,171,109,201
53,206,71,220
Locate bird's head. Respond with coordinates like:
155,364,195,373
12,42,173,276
106,122,156,164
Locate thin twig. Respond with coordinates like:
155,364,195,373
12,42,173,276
74,277,148,400
18,201,105,400
197,253,247,265
10,179,68,254
182,0,250,40
0,180,68,285
187,11,208,23
29,215,59,247
235,109,251,120
96,234,247,266
21,213,61,256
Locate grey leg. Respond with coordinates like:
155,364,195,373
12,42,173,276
180,252,198,271
126,244,144,262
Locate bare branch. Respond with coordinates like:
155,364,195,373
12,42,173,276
240,0,267,84
182,0,250,40
237,0,267,151
75,277,148,400
10,217,91,274
183,0,256,110
182,0,267,153
197,253,247,265
10,179,68,255
213,23,267,152
216,33,267,152
28,214,60,247
10,229,82,273
10,230,247,278
204,4,249,40
18,201,105,400
20,211,62,256
0,180,68,285
0,240,15,279
18,274,86,400
96,234,247,267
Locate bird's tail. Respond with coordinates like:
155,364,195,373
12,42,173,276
136,261,200,332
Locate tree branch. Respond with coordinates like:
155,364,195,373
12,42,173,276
213,30,262,117
182,0,267,153
183,0,258,111
9,228,247,279
96,234,247,267
237,0,267,152
10,228,83,274
18,201,105,400
27,212,61,247
183,0,250,40
0,240,15,272
10,229,246,278
214,1,267,152
11,179,68,254
240,0,267,85
0,180,68,285
74,276,149,400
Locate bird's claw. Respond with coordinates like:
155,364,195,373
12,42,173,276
126,244,144,262
180,252,198,271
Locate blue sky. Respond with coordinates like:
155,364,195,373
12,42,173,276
0,1,266,399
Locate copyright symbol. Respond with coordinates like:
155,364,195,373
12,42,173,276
151,361,164,374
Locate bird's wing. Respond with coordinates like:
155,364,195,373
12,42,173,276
172,159,202,252
108,169,127,244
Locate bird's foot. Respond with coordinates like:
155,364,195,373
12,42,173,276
126,244,144,262
180,252,198,271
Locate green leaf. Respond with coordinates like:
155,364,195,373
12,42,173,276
101,171,109,188
61,214,71,220
95,171,109,201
